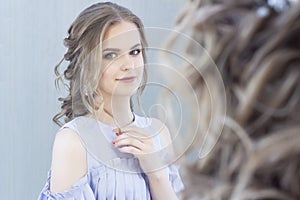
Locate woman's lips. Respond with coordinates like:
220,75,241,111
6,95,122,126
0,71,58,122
116,76,136,83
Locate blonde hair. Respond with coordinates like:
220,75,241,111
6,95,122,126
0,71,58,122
163,0,300,199
53,2,148,126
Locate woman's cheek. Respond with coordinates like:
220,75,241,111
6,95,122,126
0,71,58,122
137,54,144,66
98,70,114,91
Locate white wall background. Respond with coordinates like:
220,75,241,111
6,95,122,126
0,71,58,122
0,0,185,199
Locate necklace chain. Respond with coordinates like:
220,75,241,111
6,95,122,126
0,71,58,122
102,108,135,128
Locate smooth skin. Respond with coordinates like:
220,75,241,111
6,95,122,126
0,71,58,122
50,21,178,200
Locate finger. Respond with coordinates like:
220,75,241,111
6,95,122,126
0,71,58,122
113,133,139,142
112,128,123,134
120,127,153,139
117,145,142,155
113,137,144,150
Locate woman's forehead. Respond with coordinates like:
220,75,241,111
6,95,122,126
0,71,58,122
102,21,141,50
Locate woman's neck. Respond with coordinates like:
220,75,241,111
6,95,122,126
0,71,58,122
96,94,134,127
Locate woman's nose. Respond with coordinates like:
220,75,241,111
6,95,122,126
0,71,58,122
120,54,134,71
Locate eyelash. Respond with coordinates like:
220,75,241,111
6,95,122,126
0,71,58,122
103,53,117,60
130,49,141,56
103,49,141,60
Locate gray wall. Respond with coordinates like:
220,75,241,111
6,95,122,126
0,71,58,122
0,0,185,199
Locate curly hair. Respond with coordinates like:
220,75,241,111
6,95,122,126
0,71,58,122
162,0,300,199
53,2,148,126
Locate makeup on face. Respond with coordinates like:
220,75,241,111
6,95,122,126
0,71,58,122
97,21,145,96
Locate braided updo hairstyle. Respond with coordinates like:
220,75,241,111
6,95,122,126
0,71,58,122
53,2,148,126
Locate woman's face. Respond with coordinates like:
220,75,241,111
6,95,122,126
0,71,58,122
98,21,144,98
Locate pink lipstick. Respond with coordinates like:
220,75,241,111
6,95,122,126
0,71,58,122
116,76,136,83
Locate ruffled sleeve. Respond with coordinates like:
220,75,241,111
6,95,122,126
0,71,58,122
168,164,185,198
37,170,95,200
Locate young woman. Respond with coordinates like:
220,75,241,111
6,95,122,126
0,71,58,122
38,2,184,200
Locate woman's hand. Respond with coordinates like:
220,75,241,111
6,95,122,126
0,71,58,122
111,125,163,174
112,122,180,200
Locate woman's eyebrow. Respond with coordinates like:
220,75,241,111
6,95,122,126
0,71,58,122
103,43,141,52
130,43,142,49
103,47,119,52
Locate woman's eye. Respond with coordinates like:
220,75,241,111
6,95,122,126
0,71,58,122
103,52,117,59
130,49,141,56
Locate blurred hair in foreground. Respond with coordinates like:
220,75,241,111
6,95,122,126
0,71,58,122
162,0,300,199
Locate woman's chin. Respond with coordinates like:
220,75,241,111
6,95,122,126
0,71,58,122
111,86,140,97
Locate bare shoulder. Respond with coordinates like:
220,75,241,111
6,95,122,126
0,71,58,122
151,118,172,147
50,128,87,194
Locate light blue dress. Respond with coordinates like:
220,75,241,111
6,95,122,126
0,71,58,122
38,115,184,199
